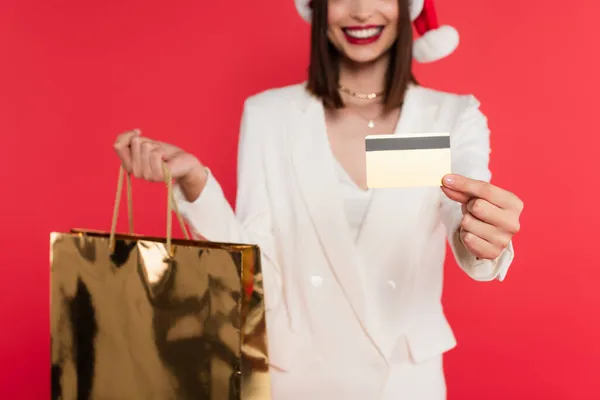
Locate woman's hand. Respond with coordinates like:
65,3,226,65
113,129,208,202
441,174,524,260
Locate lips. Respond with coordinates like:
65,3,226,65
342,25,384,45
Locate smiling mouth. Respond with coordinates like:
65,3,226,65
342,26,384,39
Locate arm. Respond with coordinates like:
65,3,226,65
440,95,514,282
173,100,283,311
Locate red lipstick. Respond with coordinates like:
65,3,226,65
342,25,384,45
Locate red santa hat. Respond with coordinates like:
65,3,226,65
294,0,459,63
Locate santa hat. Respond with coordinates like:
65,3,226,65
294,0,459,63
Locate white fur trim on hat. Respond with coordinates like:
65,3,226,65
413,25,459,63
294,0,423,23
409,0,425,22
295,0,312,22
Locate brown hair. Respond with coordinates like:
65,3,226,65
306,0,416,111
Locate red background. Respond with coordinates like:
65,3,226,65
1,0,599,398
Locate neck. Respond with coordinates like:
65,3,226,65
338,53,389,95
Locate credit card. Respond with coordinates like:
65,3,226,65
365,132,451,188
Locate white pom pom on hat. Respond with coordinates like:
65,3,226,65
294,0,459,63
412,0,459,63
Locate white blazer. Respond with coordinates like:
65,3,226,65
174,83,514,399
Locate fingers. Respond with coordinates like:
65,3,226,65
113,129,141,171
149,147,165,182
113,129,202,184
467,198,521,235
131,135,145,177
140,139,160,180
442,174,520,210
114,129,168,182
460,211,511,249
137,139,168,182
460,228,504,260
458,197,518,260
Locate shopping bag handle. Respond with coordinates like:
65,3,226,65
108,162,190,256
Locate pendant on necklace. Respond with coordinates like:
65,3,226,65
367,120,375,129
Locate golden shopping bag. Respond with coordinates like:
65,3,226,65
50,164,271,399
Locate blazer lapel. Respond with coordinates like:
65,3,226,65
286,88,370,333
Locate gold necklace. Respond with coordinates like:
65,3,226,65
339,85,385,100
352,107,385,129
339,86,385,128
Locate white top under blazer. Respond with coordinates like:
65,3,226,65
174,82,515,399
333,158,373,241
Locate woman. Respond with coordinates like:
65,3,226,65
114,0,523,398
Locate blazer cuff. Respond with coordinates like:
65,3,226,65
450,227,514,282
172,168,235,241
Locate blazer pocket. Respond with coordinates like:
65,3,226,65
405,314,458,364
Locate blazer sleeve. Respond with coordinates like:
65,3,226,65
440,95,514,282
173,99,284,311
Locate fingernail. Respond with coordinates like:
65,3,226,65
133,128,141,135
443,175,455,186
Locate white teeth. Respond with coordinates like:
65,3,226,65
344,27,382,39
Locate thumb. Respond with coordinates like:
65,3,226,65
441,186,471,204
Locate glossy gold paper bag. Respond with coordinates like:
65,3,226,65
50,165,271,400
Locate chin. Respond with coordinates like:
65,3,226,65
342,48,389,65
